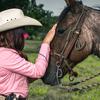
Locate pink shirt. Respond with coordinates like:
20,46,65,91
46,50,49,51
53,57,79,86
0,43,50,97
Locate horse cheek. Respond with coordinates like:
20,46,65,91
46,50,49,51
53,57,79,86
69,47,90,63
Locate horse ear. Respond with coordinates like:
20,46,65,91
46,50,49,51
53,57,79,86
64,0,76,7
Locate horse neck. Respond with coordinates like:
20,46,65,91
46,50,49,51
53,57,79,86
79,8,94,55
85,8,100,57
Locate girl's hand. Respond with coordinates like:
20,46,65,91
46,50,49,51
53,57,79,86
43,24,57,44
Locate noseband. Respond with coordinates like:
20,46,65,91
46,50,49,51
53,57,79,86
51,7,87,82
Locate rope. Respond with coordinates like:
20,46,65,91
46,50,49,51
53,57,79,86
57,72,100,92
59,82,100,92
62,72,100,86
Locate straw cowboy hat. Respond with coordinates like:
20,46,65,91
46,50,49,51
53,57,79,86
0,8,42,32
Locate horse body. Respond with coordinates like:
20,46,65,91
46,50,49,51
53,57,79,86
42,1,100,85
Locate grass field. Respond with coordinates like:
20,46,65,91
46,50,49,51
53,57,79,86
24,40,100,100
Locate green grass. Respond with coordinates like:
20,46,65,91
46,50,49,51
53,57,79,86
24,40,100,100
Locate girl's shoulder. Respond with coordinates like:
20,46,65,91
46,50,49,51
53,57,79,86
0,47,22,66
0,47,18,59
0,47,17,53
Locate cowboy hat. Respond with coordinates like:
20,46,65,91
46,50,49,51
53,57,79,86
0,8,42,32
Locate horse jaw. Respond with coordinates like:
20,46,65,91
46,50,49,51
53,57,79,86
42,56,60,85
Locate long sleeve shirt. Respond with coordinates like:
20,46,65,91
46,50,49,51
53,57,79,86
0,43,50,97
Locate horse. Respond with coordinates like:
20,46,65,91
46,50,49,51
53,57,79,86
42,0,100,85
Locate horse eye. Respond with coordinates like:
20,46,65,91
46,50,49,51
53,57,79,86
57,28,65,34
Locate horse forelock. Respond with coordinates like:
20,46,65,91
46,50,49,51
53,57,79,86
58,6,70,23
58,1,84,25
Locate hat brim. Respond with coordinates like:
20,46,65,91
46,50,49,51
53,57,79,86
0,16,42,32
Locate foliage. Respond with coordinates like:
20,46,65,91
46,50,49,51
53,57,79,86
26,4,57,38
0,0,29,12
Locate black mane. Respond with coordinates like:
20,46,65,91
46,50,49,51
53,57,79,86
58,1,84,23
58,6,70,22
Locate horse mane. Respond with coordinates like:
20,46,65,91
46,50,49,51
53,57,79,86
58,6,70,23
58,1,84,23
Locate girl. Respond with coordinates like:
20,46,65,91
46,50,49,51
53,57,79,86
0,8,56,100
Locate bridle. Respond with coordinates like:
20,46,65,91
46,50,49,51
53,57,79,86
51,6,87,83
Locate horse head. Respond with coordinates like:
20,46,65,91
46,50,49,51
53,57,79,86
42,0,100,85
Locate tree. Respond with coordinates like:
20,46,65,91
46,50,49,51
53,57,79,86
0,0,29,12
27,4,57,38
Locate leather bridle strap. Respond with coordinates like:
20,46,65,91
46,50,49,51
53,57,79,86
54,7,87,80
61,8,87,59
62,8,87,78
